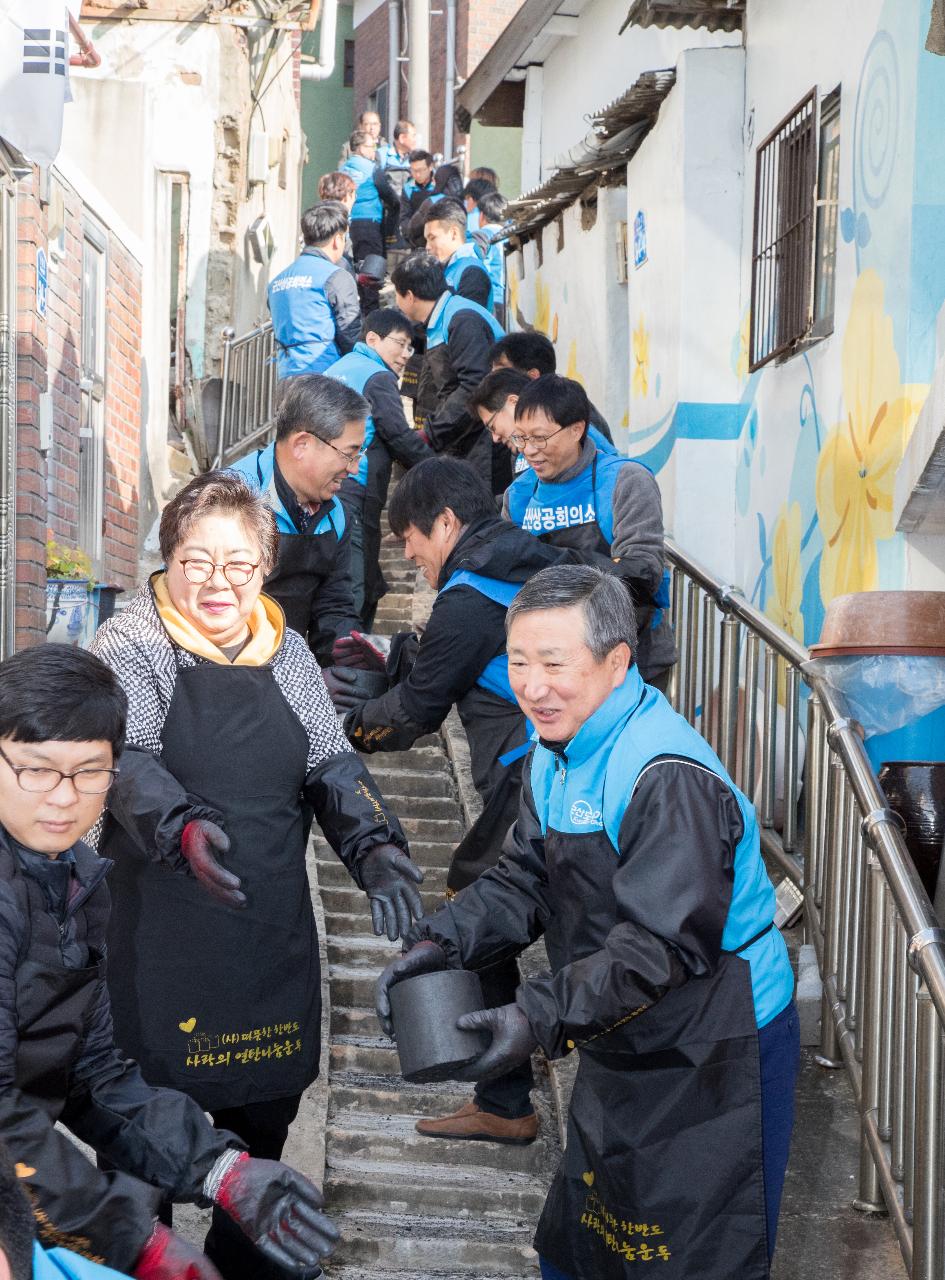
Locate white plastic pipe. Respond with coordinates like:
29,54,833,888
300,0,338,81
389,0,401,127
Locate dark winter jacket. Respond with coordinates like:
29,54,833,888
0,829,234,1271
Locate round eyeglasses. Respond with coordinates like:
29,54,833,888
508,424,571,453
0,743,118,794
178,559,261,586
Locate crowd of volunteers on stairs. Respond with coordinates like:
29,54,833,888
0,126,799,1280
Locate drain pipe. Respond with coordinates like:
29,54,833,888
442,0,456,158
388,0,401,127
300,0,338,81
407,0,430,143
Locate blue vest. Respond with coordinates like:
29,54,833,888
444,242,494,310
404,178,435,201
324,342,387,488
426,292,504,351
33,1243,130,1279
267,251,339,378
378,143,410,171
476,223,506,296
529,666,795,1028
440,569,534,765
228,442,346,540
341,154,383,222
466,207,480,238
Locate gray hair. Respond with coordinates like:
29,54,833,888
506,565,637,661
275,374,369,442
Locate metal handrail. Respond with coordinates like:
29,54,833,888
214,321,277,468
664,536,945,1278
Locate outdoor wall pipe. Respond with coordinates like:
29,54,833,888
388,0,401,129
300,0,337,81
408,0,430,145
443,0,457,160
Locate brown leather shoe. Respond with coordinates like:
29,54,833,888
415,1101,538,1145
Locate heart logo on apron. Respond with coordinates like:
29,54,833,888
15,1163,36,1178
582,1171,594,1187
179,1017,197,1033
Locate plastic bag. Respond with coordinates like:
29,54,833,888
804,656,945,737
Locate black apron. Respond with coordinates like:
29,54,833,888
105,661,319,1111
535,830,769,1280
266,524,339,655
16,951,105,1120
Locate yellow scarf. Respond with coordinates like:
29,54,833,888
151,572,284,665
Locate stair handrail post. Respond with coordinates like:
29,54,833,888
215,325,236,470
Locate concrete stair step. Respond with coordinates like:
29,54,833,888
317,845,456,879
330,1003,387,1037
366,792,460,819
329,1038,400,1075
328,1070,471,1117
326,903,445,937
328,1108,544,1175
325,1168,545,1221
326,1270,519,1280
329,964,385,1007
365,767,456,798
325,1208,538,1273
322,886,446,918
328,934,400,969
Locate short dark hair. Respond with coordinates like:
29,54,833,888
393,119,415,141
390,252,446,301
160,471,280,575
477,191,508,224
423,200,467,239
317,171,356,202
0,644,126,757
506,564,638,659
349,128,375,150
388,457,495,537
0,1142,34,1280
433,164,464,198
362,307,413,342
463,177,496,205
468,367,530,414
490,331,557,376
300,201,348,246
469,166,499,186
275,373,369,444
515,374,590,435
408,149,434,167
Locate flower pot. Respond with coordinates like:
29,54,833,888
45,579,92,646
389,969,489,1083
877,762,945,900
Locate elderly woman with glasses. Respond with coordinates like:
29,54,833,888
90,470,422,1280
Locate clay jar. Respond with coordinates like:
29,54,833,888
389,969,489,1083
877,762,945,899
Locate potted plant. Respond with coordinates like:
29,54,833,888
46,532,95,645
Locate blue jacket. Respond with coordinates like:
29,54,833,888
341,154,383,222
33,1244,131,1279
229,442,345,540
426,291,504,351
474,222,506,297
444,242,494,311
323,343,384,488
267,249,340,378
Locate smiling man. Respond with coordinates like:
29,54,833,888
377,565,800,1280
229,374,368,662
324,309,432,626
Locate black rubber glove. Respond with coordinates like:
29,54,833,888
453,1003,538,1082
376,939,447,1036
215,1154,338,1275
134,1223,224,1279
359,843,425,941
331,631,391,671
322,665,390,714
180,819,246,910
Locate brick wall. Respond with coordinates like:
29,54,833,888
14,168,143,649
352,0,526,163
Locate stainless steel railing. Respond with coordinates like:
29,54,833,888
665,537,945,1279
214,322,277,468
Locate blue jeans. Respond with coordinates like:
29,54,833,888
539,1001,800,1278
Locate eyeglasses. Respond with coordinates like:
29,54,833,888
179,559,261,586
0,742,118,795
385,337,415,356
315,436,368,464
508,424,572,452
482,408,502,437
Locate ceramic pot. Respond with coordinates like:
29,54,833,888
389,969,489,1083
811,591,945,658
877,762,945,899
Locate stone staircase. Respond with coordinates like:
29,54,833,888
317,535,557,1279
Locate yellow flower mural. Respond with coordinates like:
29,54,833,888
507,266,521,328
632,315,649,397
815,270,927,601
534,277,551,337
765,502,804,643
565,340,584,384
736,311,750,383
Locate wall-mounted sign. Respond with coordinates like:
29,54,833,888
36,246,48,318
633,210,647,270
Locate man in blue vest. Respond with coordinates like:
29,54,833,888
377,565,800,1280
267,202,361,379
229,374,367,662
471,190,509,323
340,130,398,310
489,331,615,445
390,253,509,494
503,375,676,689
422,201,493,309
324,309,432,626
376,120,416,260
325,458,575,1146
399,150,436,245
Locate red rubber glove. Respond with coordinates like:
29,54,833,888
134,1224,224,1280
330,631,391,672
215,1153,339,1272
180,819,246,910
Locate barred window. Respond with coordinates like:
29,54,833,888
749,88,840,370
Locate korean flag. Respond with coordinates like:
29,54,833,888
0,1,74,166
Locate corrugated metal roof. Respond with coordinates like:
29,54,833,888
502,69,676,239
620,0,744,34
